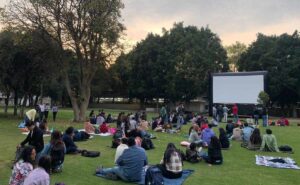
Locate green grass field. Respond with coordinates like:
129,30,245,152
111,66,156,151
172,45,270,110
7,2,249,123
0,109,300,185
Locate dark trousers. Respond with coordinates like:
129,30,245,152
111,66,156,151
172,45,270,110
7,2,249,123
44,111,49,119
157,164,182,179
53,112,57,122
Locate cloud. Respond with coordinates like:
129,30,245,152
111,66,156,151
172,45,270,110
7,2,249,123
122,0,300,46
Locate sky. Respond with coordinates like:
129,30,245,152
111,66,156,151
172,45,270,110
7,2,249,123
1,0,299,47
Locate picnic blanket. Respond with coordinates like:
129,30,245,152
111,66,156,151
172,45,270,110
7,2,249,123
78,129,112,136
21,132,50,137
96,168,193,185
255,155,300,170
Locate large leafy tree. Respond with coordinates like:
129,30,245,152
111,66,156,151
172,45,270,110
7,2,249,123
225,41,247,72
3,0,125,121
117,23,228,105
238,32,300,112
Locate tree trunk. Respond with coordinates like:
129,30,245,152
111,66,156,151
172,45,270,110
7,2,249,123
4,90,10,116
13,90,18,116
20,95,28,118
65,74,91,122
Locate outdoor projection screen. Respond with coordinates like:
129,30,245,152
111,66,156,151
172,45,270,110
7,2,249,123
212,72,266,104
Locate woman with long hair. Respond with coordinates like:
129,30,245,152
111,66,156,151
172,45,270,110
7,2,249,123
247,128,262,150
219,128,230,149
9,146,36,185
201,136,223,165
158,143,183,179
43,130,66,172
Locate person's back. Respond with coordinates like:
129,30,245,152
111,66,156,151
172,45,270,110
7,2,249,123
189,129,200,143
201,125,215,145
208,143,223,164
260,129,279,152
116,144,147,182
242,125,254,143
232,127,242,141
115,138,129,163
23,156,51,185
226,122,234,135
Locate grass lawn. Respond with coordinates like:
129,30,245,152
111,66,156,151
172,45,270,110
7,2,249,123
0,108,300,185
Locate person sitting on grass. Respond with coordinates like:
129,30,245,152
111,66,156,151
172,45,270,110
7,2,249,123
189,124,201,144
241,123,254,147
62,127,82,154
96,137,147,182
114,138,129,163
219,128,230,149
201,136,223,165
247,128,262,150
158,143,183,179
19,120,44,158
201,124,215,146
225,120,235,138
231,124,242,141
9,146,36,185
40,130,66,173
260,129,279,152
84,118,96,134
185,142,200,163
23,156,51,185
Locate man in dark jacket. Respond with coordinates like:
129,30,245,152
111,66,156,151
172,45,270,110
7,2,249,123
62,127,80,154
19,121,44,155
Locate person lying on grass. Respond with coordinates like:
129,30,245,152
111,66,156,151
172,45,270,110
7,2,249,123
96,137,147,182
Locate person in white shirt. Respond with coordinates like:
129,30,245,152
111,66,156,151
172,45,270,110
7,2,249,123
114,138,129,163
39,103,45,121
223,105,229,122
129,115,137,131
44,103,51,120
52,105,58,122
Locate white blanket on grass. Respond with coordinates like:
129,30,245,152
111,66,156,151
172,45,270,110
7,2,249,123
78,129,111,136
255,155,300,170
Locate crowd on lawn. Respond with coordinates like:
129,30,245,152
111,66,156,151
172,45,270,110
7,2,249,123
9,103,289,185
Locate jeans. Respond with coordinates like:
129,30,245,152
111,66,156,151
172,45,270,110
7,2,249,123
101,166,129,181
254,115,259,125
223,113,228,122
233,114,238,123
262,115,268,127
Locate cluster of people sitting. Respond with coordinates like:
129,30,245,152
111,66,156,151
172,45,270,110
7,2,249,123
224,120,280,152
10,106,288,185
11,114,89,185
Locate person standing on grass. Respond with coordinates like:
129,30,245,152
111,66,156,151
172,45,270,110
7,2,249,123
23,156,51,185
232,104,239,123
262,107,268,127
260,129,279,152
9,146,36,185
96,137,147,182
51,104,58,122
39,103,45,122
44,103,50,120
223,104,229,123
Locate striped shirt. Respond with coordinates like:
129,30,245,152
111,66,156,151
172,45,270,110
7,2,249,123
165,151,182,173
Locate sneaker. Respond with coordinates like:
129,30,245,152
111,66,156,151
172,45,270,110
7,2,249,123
105,173,118,180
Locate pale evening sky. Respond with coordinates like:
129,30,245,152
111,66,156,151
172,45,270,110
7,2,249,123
1,0,299,47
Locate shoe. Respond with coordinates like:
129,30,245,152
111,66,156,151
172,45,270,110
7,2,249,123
95,165,103,174
105,173,118,180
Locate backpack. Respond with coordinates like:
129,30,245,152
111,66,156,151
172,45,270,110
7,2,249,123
142,138,154,150
279,145,293,153
113,129,123,140
145,166,164,185
81,150,101,157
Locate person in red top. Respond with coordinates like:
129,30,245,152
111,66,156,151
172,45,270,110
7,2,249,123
232,104,238,123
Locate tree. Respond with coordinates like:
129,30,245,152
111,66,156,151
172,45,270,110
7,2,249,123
0,29,62,116
238,32,300,114
257,91,270,107
117,23,228,106
225,41,247,72
4,0,125,121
